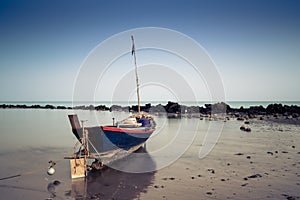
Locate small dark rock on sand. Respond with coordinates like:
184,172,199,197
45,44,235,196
208,169,215,174
282,194,299,200
244,127,251,132
267,151,274,155
235,153,244,156
53,180,61,186
240,125,251,132
244,174,262,180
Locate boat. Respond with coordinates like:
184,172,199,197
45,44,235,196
68,113,156,152
65,35,156,178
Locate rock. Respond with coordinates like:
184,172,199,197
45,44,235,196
57,106,67,109
165,101,181,113
245,127,251,132
266,103,285,114
110,105,130,112
45,104,56,109
237,117,244,121
95,105,109,111
235,153,244,156
282,194,299,200
244,121,250,124
210,102,229,113
240,125,246,130
53,180,61,186
208,169,215,174
87,105,95,110
267,151,274,155
246,156,251,159
31,104,42,109
259,116,264,120
245,174,262,179
240,125,251,132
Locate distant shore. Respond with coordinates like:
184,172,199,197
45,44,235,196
1,101,300,121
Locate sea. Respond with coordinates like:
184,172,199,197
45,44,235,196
0,101,299,199
0,103,211,199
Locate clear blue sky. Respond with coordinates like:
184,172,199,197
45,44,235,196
0,0,299,101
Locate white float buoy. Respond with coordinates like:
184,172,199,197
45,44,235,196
47,167,55,175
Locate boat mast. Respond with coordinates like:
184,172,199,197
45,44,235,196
131,35,141,113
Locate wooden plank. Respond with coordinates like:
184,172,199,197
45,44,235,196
70,158,86,179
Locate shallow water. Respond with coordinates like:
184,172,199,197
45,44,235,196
0,109,299,199
0,109,209,199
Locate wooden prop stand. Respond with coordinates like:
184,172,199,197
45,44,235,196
70,120,88,179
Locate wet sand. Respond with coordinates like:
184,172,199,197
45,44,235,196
139,119,300,200
0,114,299,199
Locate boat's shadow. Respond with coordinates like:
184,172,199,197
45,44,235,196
67,147,156,199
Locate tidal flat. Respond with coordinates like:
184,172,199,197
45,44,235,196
0,109,299,200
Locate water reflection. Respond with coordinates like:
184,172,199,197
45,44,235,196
66,147,156,200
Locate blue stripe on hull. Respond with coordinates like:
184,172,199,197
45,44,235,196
102,130,150,150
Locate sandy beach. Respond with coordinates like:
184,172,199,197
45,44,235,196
138,119,300,200
0,109,299,200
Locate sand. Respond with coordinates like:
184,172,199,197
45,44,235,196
138,119,300,200
0,118,299,200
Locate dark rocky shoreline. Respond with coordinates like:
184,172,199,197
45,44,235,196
1,101,299,114
1,101,300,120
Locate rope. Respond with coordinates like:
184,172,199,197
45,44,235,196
0,174,21,181
0,166,46,181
